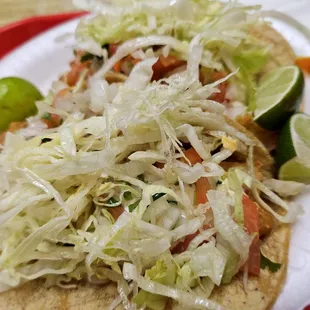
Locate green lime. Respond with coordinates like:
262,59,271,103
254,65,304,130
277,113,310,183
278,158,310,184
0,77,42,131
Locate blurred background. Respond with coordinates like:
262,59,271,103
0,0,309,28
0,0,76,26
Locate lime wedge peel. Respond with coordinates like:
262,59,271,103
254,65,304,130
277,113,310,184
291,113,310,158
0,77,42,131
279,158,310,184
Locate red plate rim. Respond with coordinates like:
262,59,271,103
0,11,87,59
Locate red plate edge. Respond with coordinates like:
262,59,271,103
0,11,87,59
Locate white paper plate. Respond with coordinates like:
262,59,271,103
0,16,310,310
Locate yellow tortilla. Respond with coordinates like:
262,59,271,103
250,24,296,74
210,24,295,310
0,280,119,310
210,225,290,310
0,25,295,310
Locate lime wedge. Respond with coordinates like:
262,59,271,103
277,113,310,183
0,77,42,131
254,65,304,130
278,158,310,184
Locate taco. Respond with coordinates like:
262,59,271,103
0,1,305,310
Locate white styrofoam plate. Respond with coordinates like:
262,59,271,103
0,13,310,310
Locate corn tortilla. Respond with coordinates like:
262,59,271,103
210,24,295,310
210,225,290,310
0,25,296,310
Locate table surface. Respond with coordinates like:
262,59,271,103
0,0,77,26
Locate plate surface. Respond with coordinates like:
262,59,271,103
0,19,79,94
0,15,310,310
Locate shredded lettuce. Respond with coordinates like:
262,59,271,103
75,0,263,75
75,1,259,46
194,277,215,300
227,169,244,226
207,190,252,264
232,47,269,109
134,255,177,310
176,262,196,289
216,233,239,284
190,242,227,286
0,2,300,309
262,179,306,197
123,263,223,310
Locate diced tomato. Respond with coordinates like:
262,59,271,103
210,83,228,103
243,195,259,234
42,114,62,129
0,121,27,144
196,177,211,205
112,55,141,74
180,148,209,206
159,55,179,67
242,194,260,276
113,61,122,73
109,43,120,55
210,71,227,83
171,224,213,254
109,207,125,221
182,147,202,165
296,57,310,74
209,71,228,103
172,231,200,254
180,146,209,206
41,88,70,128
155,162,165,169
66,62,88,86
54,88,71,101
65,51,93,86
247,237,260,276
152,55,186,81
131,58,141,65
200,70,228,103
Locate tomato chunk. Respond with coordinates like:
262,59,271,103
42,114,62,129
200,70,228,103
196,177,211,205
152,55,186,81
42,88,70,128
109,207,125,221
182,147,202,165
296,57,310,74
172,231,200,254
172,224,213,254
155,162,165,169
0,121,27,144
109,43,120,55
209,71,228,103
65,51,92,86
